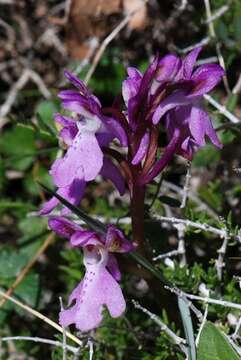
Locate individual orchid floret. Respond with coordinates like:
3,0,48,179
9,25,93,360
48,216,133,332
39,71,127,215
60,71,127,147
122,56,159,131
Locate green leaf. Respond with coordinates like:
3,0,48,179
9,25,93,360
23,161,56,197
226,94,238,113
178,297,196,360
0,248,28,280
0,200,34,211
216,21,228,41
15,273,40,308
197,321,240,360
234,13,241,41
0,125,36,170
36,100,58,136
18,217,48,256
159,195,181,208
193,145,220,167
18,217,47,238
0,158,5,191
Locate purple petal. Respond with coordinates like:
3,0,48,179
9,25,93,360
48,216,82,238
59,253,126,331
152,91,188,124
64,70,91,96
61,101,91,115
39,178,85,216
182,47,202,79
100,157,125,195
132,132,150,165
126,56,159,128
164,105,192,136
104,117,128,147
139,55,159,98
59,127,77,146
127,95,140,128
122,67,142,104
105,225,133,253
180,136,198,160
96,129,114,147
60,178,86,216
58,93,94,116
38,196,59,215
188,106,206,146
58,90,86,103
50,155,81,188
107,254,121,281
68,280,83,306
78,132,104,181
156,54,181,82
54,114,77,128
70,230,100,247
143,55,159,83
127,67,143,78
190,106,222,148
189,64,224,97
50,132,103,187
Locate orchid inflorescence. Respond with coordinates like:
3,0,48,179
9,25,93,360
40,47,224,332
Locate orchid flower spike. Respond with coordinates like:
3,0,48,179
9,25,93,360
48,216,133,332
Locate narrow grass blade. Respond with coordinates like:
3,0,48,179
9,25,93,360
178,297,196,360
38,182,107,235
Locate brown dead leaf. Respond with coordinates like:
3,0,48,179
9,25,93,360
124,0,148,30
66,0,122,59
65,0,148,59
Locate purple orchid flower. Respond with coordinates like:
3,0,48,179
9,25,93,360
151,49,224,153
122,48,224,184
48,216,133,332
39,71,127,215
141,48,224,183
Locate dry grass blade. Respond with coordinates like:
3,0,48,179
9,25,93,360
0,289,83,346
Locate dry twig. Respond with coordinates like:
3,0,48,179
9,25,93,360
216,234,229,281
232,73,241,95
0,69,51,129
1,337,78,354
203,4,230,24
150,214,241,242
203,0,231,94
204,94,240,124
180,161,191,209
195,305,208,346
168,287,241,311
232,317,241,339
132,300,187,355
175,223,187,266
162,180,219,220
